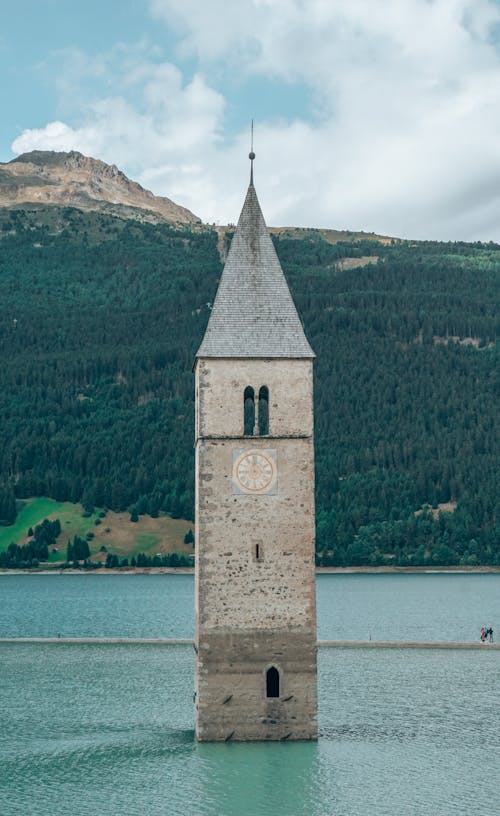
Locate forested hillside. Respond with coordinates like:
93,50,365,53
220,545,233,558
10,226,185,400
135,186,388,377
0,206,498,565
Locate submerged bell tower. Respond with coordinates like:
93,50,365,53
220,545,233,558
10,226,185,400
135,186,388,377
194,150,317,741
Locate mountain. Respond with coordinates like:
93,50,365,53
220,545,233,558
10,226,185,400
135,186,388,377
0,150,200,225
0,205,498,567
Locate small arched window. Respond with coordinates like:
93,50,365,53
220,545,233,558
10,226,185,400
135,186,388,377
266,666,280,698
258,386,269,435
244,386,255,435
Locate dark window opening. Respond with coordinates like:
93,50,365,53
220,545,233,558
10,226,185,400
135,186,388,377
244,386,255,435
258,386,269,435
255,543,261,560
266,666,280,698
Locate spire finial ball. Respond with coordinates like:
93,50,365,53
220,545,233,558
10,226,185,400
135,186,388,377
249,151,255,160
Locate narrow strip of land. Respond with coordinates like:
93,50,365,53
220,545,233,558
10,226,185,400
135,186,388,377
0,637,498,650
0,637,193,644
318,640,499,650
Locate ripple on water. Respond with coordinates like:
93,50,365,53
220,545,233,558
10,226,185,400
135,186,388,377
1,643,499,816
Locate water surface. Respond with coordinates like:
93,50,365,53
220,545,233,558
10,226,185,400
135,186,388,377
0,572,498,641
0,642,498,816
1,573,499,816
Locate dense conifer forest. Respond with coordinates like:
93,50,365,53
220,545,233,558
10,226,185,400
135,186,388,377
0,206,499,565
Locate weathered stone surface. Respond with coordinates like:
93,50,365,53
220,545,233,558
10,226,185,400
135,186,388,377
194,358,317,740
194,174,317,742
195,436,315,630
196,630,317,741
196,358,314,439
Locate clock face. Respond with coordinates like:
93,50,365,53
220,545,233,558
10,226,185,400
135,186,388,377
232,449,277,495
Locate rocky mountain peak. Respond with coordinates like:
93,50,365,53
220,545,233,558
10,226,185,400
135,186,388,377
0,150,200,225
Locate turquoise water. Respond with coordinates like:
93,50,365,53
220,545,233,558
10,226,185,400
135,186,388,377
0,572,498,640
1,643,499,816
1,574,499,815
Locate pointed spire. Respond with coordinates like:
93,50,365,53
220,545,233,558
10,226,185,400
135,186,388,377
196,160,314,360
249,119,255,186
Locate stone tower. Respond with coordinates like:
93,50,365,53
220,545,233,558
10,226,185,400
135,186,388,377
194,156,317,742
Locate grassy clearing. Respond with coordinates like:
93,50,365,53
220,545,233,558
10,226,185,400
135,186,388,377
337,256,379,270
267,226,395,244
0,498,68,552
90,514,193,562
0,497,194,564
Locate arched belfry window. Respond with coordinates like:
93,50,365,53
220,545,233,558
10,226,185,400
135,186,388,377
258,386,269,435
244,387,255,436
266,666,280,698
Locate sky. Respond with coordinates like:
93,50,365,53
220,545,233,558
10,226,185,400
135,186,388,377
3,0,500,240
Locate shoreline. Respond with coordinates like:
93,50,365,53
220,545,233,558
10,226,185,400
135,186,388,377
1,566,500,576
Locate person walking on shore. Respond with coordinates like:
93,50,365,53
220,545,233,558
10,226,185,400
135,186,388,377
488,626,494,643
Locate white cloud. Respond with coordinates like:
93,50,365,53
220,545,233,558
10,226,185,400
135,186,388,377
12,52,226,219
146,0,500,239
12,121,97,155
11,1,500,240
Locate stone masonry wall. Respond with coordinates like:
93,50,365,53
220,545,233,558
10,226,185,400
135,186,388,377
194,356,317,741
196,630,317,741
195,436,315,630
196,358,314,439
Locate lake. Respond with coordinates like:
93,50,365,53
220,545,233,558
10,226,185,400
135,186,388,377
0,573,499,816
0,571,498,641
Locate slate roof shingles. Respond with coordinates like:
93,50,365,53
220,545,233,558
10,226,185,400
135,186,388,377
196,182,315,359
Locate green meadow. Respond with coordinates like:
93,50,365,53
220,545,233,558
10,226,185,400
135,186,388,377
0,497,193,565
